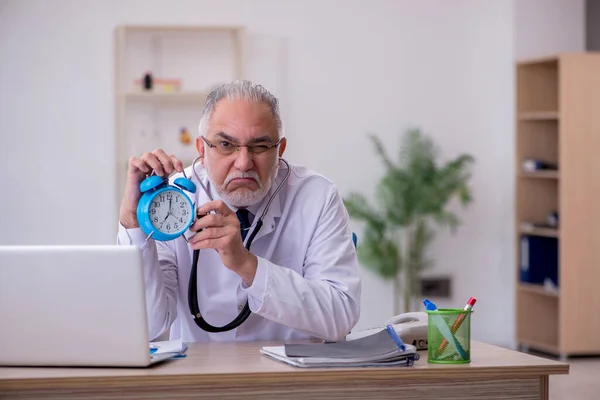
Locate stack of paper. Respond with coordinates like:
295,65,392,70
260,329,419,368
149,339,188,359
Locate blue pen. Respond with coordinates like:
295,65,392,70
149,344,159,355
386,324,406,351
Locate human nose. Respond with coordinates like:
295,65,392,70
233,146,254,171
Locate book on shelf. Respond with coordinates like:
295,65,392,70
521,158,558,173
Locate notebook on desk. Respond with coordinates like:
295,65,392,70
260,328,420,368
0,244,181,367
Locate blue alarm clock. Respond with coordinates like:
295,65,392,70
136,174,197,241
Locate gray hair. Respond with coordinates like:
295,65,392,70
198,80,284,139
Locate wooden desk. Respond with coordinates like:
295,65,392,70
0,341,568,400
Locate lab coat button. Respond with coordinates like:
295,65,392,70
238,305,243,311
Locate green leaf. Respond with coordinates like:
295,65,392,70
432,210,460,233
368,133,396,171
357,233,399,279
343,193,386,232
376,169,411,226
411,219,435,270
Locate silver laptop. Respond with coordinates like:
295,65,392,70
0,244,176,367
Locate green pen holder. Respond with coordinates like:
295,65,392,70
425,308,472,364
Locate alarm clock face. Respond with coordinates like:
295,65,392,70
149,189,194,235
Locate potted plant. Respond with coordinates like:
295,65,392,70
344,128,474,315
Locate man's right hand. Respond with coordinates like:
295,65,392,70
119,149,184,229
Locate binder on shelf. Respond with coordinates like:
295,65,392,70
520,234,559,288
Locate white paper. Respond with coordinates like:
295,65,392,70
259,345,419,368
150,339,186,355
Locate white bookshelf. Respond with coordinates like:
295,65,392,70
114,25,245,209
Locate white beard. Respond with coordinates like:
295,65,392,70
205,157,279,208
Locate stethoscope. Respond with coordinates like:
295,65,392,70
186,156,291,333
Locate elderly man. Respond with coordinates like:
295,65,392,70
117,80,361,343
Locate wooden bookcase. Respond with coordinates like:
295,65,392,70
114,25,245,210
515,53,600,359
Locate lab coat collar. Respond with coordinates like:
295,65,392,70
250,166,285,243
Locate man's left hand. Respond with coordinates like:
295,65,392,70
189,200,258,285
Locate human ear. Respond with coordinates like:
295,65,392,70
278,138,287,158
196,137,205,167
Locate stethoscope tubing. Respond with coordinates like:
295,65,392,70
187,157,291,332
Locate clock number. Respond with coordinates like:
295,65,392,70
147,190,191,234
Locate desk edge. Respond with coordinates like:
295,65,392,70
0,363,570,391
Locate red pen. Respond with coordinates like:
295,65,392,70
436,297,476,355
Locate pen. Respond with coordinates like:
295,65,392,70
386,324,406,351
436,297,476,355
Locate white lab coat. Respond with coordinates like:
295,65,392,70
117,160,361,343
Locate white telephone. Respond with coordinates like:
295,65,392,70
344,312,429,350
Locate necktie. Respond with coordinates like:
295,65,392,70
236,209,251,241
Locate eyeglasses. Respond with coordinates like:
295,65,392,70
201,136,282,156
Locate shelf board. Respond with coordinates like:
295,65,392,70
120,25,244,34
519,227,559,238
518,171,559,179
516,55,559,66
518,283,559,298
518,111,559,121
122,158,197,170
123,91,208,105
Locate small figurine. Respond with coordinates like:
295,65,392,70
143,72,153,91
179,127,192,146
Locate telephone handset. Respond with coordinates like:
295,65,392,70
344,311,429,350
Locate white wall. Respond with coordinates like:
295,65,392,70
1,0,518,346
515,0,586,60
